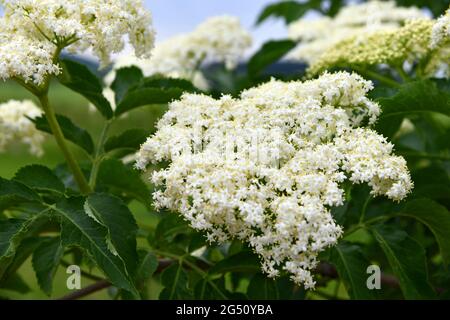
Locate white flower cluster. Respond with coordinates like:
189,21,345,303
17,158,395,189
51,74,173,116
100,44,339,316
288,0,426,64
136,71,413,288
108,15,251,82
0,0,154,84
431,9,450,48
0,34,60,85
98,15,251,110
0,99,45,156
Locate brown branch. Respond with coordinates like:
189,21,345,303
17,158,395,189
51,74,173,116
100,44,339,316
55,259,175,300
57,280,111,300
60,260,104,282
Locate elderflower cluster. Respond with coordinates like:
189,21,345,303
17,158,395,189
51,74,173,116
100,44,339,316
431,9,450,48
307,19,435,76
288,0,426,65
0,99,45,156
106,16,251,84
136,71,413,288
97,15,251,110
0,0,155,85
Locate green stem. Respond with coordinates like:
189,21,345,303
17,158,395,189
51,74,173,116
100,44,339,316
153,249,228,300
395,66,410,82
344,215,390,238
89,120,112,189
359,195,372,224
38,94,92,195
352,67,401,88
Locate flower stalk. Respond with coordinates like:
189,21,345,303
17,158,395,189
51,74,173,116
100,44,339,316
38,93,92,195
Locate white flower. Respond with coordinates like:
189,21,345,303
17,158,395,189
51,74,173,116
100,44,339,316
105,15,251,87
288,0,427,64
0,0,155,84
98,15,251,110
431,9,450,48
0,34,60,85
0,99,45,156
136,71,412,288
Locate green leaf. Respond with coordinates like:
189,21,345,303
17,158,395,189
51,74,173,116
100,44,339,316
96,158,150,207
247,273,279,299
32,114,94,154
0,273,30,294
0,212,48,279
32,237,63,296
194,277,229,300
329,242,377,299
209,251,260,275
0,178,41,211
135,251,158,288
84,193,139,276
397,198,450,266
159,263,192,299
371,225,435,299
115,77,197,116
0,237,47,288
247,40,296,77
104,129,150,154
56,197,138,297
376,80,450,137
14,165,65,194
255,1,313,25
154,213,191,244
58,59,113,119
110,66,144,104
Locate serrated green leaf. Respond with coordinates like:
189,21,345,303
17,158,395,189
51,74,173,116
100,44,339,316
247,273,279,299
96,158,150,207
58,59,113,119
136,251,158,284
209,251,260,275
371,225,435,299
154,213,191,245
397,198,450,266
115,87,183,116
159,262,192,299
85,193,139,276
32,114,94,154
0,178,41,211
255,1,312,25
110,66,144,104
56,197,138,297
0,212,48,279
329,242,377,299
14,165,65,194
104,129,150,154
0,237,47,288
32,237,63,296
376,80,450,137
248,40,296,77
135,250,158,296
115,77,197,116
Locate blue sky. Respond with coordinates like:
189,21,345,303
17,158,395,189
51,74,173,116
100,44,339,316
146,0,287,52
